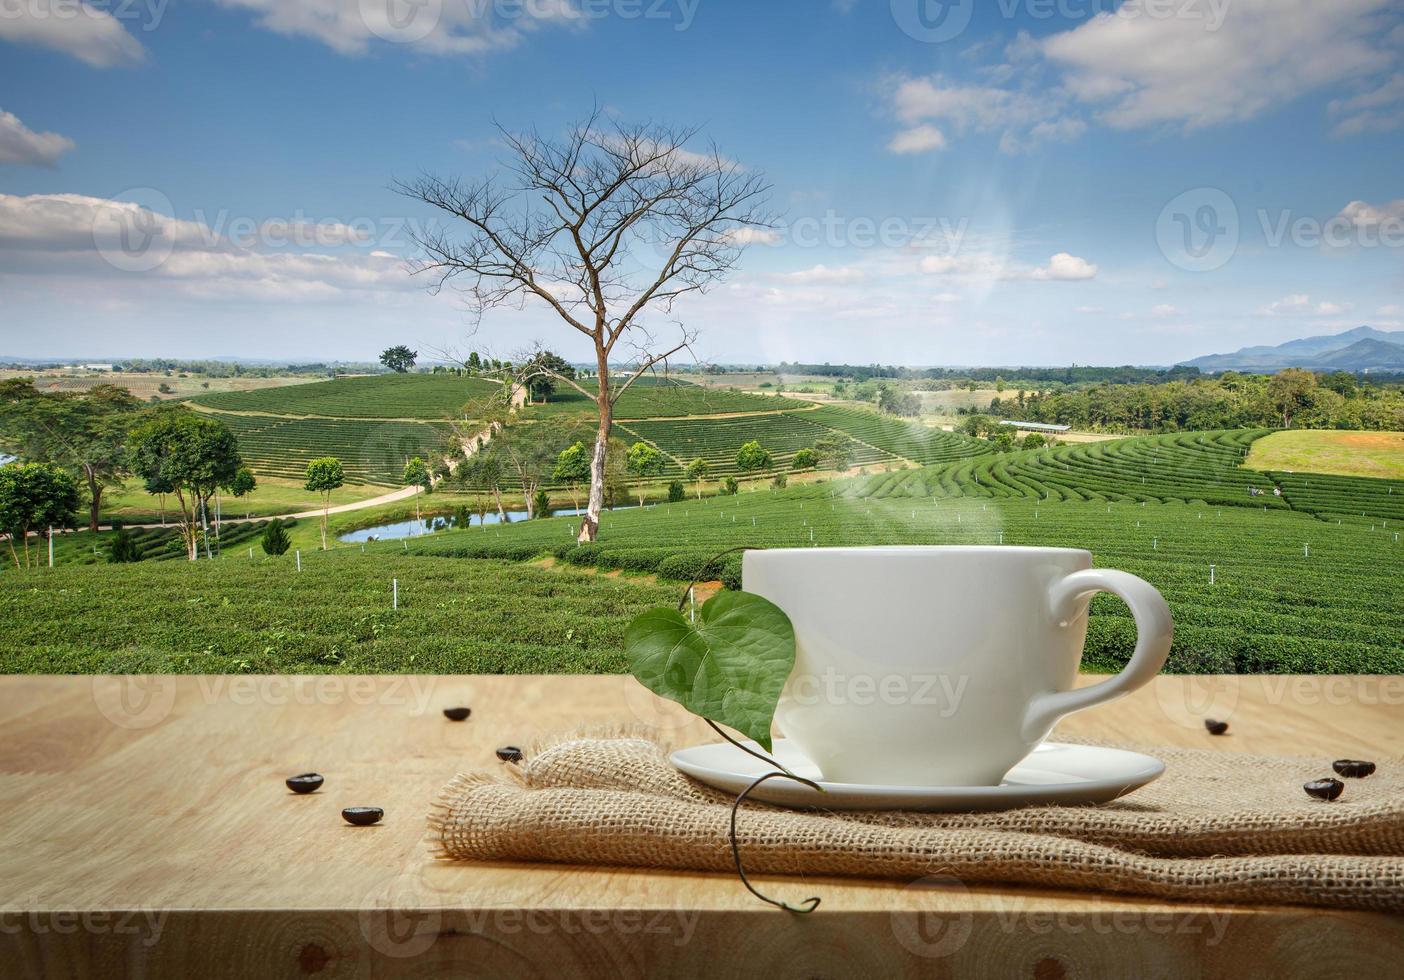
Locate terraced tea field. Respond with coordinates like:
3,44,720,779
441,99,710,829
529,377,804,419
193,372,501,418
394,427,1403,674
209,413,453,485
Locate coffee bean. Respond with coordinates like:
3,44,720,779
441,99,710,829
341,806,384,826
496,746,523,763
1204,718,1229,735
443,706,472,722
1304,778,1344,802
286,773,324,794
1332,760,1376,779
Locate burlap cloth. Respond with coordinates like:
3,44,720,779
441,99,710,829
429,730,1404,912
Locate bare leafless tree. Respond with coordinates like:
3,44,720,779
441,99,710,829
397,108,771,541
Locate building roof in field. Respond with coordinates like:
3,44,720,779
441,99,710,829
999,420,1071,432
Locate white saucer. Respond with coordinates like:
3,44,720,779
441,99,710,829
670,739,1164,812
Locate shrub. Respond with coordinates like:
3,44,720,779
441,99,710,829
771,473,787,489
108,523,141,564
532,488,551,517
667,480,686,503
722,476,739,495
792,447,819,470
260,520,291,556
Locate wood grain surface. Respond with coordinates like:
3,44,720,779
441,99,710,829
1,673,1401,978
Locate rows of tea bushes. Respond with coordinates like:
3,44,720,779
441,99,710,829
0,553,676,673
529,377,804,419
50,519,296,565
619,413,892,475
855,430,1286,510
212,412,451,484
193,372,500,419
402,487,1404,673
806,406,995,465
1268,470,1404,524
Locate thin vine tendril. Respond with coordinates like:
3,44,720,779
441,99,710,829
730,771,823,914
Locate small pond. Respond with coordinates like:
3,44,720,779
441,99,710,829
338,504,640,542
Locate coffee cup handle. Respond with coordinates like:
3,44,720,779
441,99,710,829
1021,569,1174,741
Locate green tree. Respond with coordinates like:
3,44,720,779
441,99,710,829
304,457,345,550
792,447,819,470
532,488,551,517
0,461,80,569
992,429,1017,452
1268,368,1317,428
403,456,432,525
492,420,587,518
771,472,787,489
722,476,739,495
877,384,920,417
626,441,666,507
734,440,771,473
684,457,710,499
260,519,291,556
553,441,592,513
128,410,245,560
0,380,142,533
521,350,576,403
1022,433,1047,450
380,346,418,373
667,480,686,503
813,434,854,471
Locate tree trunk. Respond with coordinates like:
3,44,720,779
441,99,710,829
200,495,212,560
492,486,506,521
579,378,612,543
85,465,102,534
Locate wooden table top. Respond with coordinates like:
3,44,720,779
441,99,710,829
2,673,1401,978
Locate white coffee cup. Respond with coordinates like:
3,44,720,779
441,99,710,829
743,546,1173,787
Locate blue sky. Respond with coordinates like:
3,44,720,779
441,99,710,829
2,0,1403,366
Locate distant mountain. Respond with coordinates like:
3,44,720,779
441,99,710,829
1181,326,1404,373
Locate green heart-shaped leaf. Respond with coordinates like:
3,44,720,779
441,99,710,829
625,590,796,752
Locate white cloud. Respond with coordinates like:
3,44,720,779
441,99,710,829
0,109,75,167
918,249,1097,283
1329,73,1404,136
0,0,146,67
1256,294,1354,316
0,193,417,301
1151,304,1180,318
1043,0,1395,130
1028,252,1098,281
887,125,946,155
1074,305,1103,314
888,75,1077,153
725,227,780,246
1377,304,1404,316
782,264,864,284
212,0,583,57
1334,199,1404,231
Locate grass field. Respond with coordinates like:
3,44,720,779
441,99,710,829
192,372,501,418
101,477,388,523
0,369,316,403
1246,429,1404,480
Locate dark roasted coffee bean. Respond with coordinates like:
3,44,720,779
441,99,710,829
1204,718,1229,735
496,746,523,763
286,773,324,794
1304,778,1344,801
341,806,384,826
443,706,472,722
1332,760,1376,779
